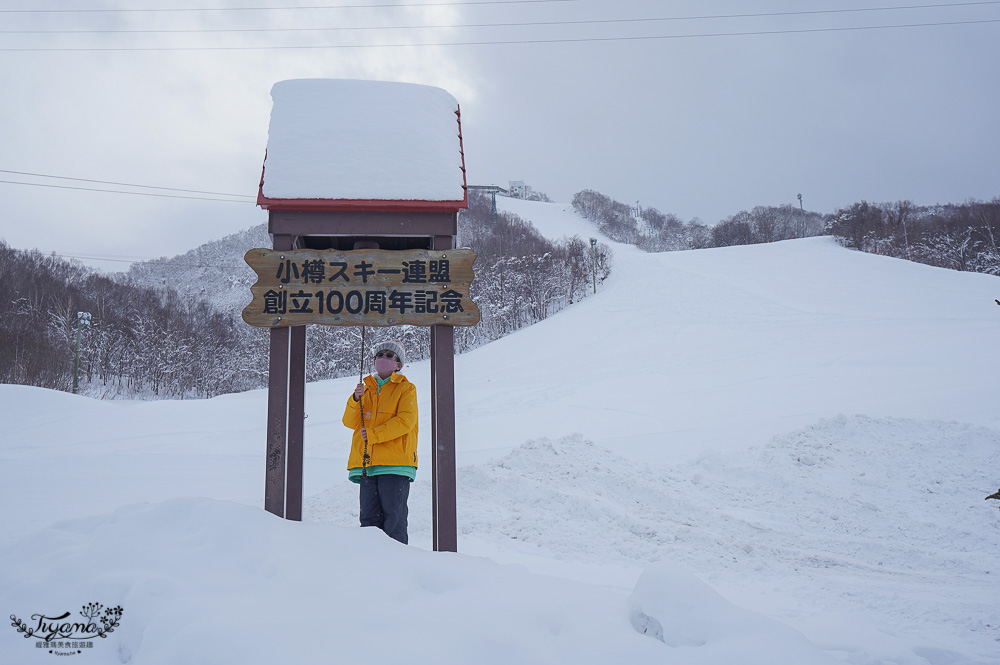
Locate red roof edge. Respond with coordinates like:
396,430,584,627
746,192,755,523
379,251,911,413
256,105,469,214
256,196,468,213
456,104,469,209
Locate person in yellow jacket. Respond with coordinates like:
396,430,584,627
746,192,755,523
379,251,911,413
343,340,417,544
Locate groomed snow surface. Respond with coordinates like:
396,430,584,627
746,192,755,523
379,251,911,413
3,199,999,664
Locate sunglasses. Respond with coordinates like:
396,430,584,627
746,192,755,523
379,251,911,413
375,351,398,361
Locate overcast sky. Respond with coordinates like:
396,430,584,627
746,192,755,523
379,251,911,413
1,0,998,271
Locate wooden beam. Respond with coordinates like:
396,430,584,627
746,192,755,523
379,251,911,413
269,210,457,237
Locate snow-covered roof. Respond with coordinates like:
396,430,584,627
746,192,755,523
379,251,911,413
257,79,467,211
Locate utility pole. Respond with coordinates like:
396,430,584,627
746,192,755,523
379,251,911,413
498,195,505,303
797,193,805,238
589,237,598,294
901,210,911,259
73,311,91,394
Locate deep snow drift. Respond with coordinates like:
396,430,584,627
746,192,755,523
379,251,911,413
2,199,999,664
261,79,466,202
2,498,839,664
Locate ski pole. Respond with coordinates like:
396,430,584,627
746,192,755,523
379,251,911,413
359,324,366,386
359,326,370,476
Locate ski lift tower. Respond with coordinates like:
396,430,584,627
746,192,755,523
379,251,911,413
247,79,471,552
467,184,509,219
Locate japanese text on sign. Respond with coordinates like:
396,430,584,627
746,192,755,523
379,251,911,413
242,248,480,328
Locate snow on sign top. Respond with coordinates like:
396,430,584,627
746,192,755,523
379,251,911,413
258,79,467,211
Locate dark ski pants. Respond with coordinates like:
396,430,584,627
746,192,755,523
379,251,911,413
359,473,410,544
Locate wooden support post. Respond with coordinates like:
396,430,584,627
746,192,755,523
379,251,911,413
431,234,458,552
286,324,307,521
431,324,457,552
265,326,289,517
264,234,293,518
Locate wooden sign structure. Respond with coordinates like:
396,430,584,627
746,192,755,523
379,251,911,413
242,248,480,328
248,78,471,553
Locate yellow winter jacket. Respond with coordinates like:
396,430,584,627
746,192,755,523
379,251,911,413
343,372,418,470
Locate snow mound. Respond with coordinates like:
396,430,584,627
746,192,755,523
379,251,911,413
458,434,691,559
453,422,1000,661
629,562,836,664
0,498,835,664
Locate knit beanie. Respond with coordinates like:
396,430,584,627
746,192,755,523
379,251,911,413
372,340,405,366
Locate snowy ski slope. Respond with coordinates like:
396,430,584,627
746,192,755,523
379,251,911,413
2,199,999,664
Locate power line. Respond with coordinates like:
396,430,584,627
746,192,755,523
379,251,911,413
11,246,252,269
70,254,247,269
65,254,148,264
10,247,249,270
3,1,997,35
1,17,997,50
0,169,254,199
0,178,256,203
0,0,577,13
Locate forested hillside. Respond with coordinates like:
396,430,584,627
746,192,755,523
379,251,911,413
5,187,996,400
0,241,253,398
1,192,609,399
827,198,1000,274
572,188,1000,276
571,189,827,250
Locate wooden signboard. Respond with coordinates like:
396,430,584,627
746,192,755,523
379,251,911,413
243,248,480,328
